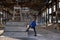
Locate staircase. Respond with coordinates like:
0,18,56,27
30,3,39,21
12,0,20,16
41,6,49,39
3,22,28,38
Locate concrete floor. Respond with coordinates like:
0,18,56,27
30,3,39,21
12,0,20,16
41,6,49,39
0,22,60,40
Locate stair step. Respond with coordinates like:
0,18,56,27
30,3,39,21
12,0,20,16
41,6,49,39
3,32,28,38
0,36,21,40
0,36,37,40
6,22,26,26
5,25,26,27
5,25,25,27
5,27,27,31
3,22,28,38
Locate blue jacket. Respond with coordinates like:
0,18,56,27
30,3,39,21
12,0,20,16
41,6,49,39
30,21,36,28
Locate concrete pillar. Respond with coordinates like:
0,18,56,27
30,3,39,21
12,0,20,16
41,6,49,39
20,8,23,21
56,0,58,23
46,9,48,27
48,7,49,22
51,3,53,23
12,9,15,20
0,12,3,24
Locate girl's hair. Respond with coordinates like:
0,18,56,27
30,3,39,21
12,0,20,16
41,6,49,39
33,15,36,20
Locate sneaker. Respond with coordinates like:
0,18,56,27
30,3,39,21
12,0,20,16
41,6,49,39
26,30,29,32
34,35,37,36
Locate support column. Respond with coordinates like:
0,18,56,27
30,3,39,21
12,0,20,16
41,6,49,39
1,13,3,24
1,6,3,25
20,8,23,21
0,11,3,25
5,8,8,19
51,2,53,23
47,1,49,22
12,8,15,20
46,9,48,27
56,0,58,23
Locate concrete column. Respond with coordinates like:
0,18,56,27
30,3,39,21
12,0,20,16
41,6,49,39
12,9,15,20
48,7,49,22
36,15,39,25
6,12,7,19
20,8,23,21
0,12,3,24
1,18,2,24
46,9,48,27
51,3,53,23
56,0,58,23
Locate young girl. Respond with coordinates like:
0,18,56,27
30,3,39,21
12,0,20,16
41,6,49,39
26,16,37,36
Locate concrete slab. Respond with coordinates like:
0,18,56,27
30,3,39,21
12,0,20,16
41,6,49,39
0,36,20,40
27,29,60,40
6,22,26,26
3,32,28,38
5,25,25,27
1,22,60,40
5,27,27,31
0,36,38,40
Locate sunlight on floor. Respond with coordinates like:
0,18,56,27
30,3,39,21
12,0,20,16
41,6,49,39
0,30,4,35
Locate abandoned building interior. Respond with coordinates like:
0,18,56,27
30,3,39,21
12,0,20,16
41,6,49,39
0,0,60,40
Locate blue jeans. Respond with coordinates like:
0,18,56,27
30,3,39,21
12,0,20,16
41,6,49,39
26,26,37,35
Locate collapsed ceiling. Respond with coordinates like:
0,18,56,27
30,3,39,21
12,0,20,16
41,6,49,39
0,0,52,10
